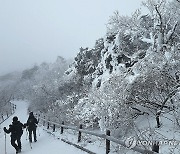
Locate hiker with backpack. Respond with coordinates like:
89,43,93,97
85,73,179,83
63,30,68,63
3,116,25,153
25,112,38,143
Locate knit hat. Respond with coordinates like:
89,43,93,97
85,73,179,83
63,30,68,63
29,112,34,116
13,116,18,122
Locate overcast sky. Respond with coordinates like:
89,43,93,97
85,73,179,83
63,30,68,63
0,0,145,76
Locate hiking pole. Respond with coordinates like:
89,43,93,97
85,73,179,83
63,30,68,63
29,140,32,149
26,128,32,149
26,128,28,140
37,126,40,137
4,132,7,154
27,130,32,149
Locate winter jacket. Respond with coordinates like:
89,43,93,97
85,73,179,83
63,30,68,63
4,121,24,138
26,115,38,130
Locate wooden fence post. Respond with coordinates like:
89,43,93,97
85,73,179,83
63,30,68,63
38,114,40,123
1,114,4,121
47,122,50,129
11,104,14,114
6,111,8,118
53,124,55,132
43,116,45,126
106,130,110,154
13,105,15,112
78,124,83,142
152,142,159,153
61,121,64,134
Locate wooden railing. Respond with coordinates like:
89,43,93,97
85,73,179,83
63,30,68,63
0,102,16,124
36,115,159,154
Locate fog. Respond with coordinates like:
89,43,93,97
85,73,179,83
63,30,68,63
0,0,145,75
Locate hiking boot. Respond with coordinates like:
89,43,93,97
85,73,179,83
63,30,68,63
34,139,37,142
16,149,21,153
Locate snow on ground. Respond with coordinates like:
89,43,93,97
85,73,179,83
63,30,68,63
0,100,89,154
3,100,179,154
132,111,180,154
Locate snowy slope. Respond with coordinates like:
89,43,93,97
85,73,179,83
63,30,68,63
0,100,87,154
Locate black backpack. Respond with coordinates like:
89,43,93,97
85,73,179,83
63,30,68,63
28,117,37,128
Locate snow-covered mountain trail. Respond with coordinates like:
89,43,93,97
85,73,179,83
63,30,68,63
0,100,87,154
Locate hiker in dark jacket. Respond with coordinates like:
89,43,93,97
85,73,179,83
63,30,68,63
4,116,25,153
25,112,38,142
